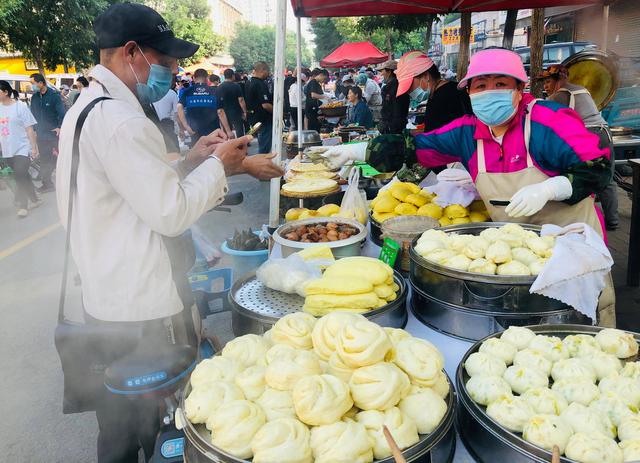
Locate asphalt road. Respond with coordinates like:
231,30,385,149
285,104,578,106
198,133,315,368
0,171,270,462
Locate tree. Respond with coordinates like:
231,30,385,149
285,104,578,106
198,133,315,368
530,9,545,98
310,18,344,63
228,22,311,72
457,12,472,80
356,15,438,53
0,0,109,75
502,9,518,49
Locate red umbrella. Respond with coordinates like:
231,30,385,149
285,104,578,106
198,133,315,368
320,41,388,68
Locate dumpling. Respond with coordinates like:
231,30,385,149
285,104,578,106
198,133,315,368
480,227,502,243
526,236,553,258
190,357,241,389
349,362,410,411
415,239,445,257
430,372,450,399
424,249,457,264
335,320,392,368
551,358,597,383
486,396,535,433
500,326,536,350
310,420,374,463
595,328,639,359
552,378,600,406
501,223,529,237
522,414,573,453
485,240,512,264
265,344,298,364
265,350,322,391
464,352,507,377
442,254,472,271
292,374,353,426
529,258,548,276
222,334,270,367
620,361,640,380
503,365,549,395
560,402,616,439
498,232,524,248
311,312,365,361
587,352,623,381
394,338,445,387
563,334,602,358
497,260,531,276
327,352,355,383
618,415,640,442
521,387,568,415
271,312,317,350
529,335,570,362
235,365,267,401
468,258,497,275
251,418,312,463
447,234,473,253
565,432,623,463
185,381,244,424
398,387,447,434
463,236,490,260
514,349,553,376
355,408,419,459
589,392,637,427
512,247,539,266
255,388,296,421
479,338,517,365
599,375,640,408
619,439,640,462
208,400,266,459
466,375,512,406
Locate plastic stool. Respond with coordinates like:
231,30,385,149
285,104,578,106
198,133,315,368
188,267,233,318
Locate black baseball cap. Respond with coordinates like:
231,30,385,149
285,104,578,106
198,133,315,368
94,3,199,59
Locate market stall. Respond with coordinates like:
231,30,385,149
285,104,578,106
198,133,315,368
320,41,388,69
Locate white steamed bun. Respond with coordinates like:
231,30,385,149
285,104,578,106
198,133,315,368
265,350,322,391
349,362,410,411
222,334,270,367
398,387,447,434
521,387,568,415
479,338,517,365
466,375,512,406
514,348,553,376
560,402,616,439
208,400,266,459
251,418,312,463
464,352,507,377
500,326,536,350
595,328,639,359
565,432,623,463
185,381,244,424
310,420,373,463
522,414,573,453
335,320,392,368
394,337,444,387
486,395,535,433
311,312,366,361
355,407,419,459
271,312,316,350
503,365,549,395
292,374,353,426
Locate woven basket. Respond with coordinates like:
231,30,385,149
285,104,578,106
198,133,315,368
381,216,439,271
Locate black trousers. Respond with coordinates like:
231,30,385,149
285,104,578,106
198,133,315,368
228,117,245,137
37,137,57,188
589,126,619,226
7,155,38,209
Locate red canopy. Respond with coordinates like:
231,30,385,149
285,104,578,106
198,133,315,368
291,0,605,17
320,41,388,68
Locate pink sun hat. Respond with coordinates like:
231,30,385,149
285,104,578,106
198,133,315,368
458,48,528,89
396,51,435,97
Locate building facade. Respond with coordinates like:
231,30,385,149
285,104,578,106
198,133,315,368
209,0,244,37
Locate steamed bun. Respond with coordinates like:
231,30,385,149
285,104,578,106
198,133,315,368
271,312,316,350
562,334,602,358
485,240,512,264
529,335,570,363
468,258,497,275
327,352,355,383
565,432,623,463
500,326,536,350
355,407,419,459
522,414,574,453
255,388,296,421
394,338,444,387
479,338,517,365
463,236,490,260
311,312,366,361
560,402,616,439
208,400,266,459
619,439,640,462
190,356,241,389
398,387,447,434
349,362,410,411
265,350,322,391
514,349,553,376
618,415,640,442
521,387,568,415
335,320,392,368
222,334,270,367
185,381,244,424
442,253,472,271
292,374,353,426
496,260,531,276
486,396,535,433
310,420,373,463
466,375,512,406
599,375,640,408
595,328,639,359
551,358,597,383
464,352,507,377
234,365,267,401
503,365,549,395
512,247,539,266
552,378,600,406
251,418,312,463
589,391,637,427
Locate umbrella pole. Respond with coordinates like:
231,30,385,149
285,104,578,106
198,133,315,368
269,0,287,229
297,16,303,154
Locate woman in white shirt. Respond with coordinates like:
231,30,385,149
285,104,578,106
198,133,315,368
0,80,41,217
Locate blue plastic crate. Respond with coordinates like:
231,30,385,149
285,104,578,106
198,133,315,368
188,267,233,318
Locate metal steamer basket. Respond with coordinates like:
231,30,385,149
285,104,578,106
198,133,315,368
229,270,408,336
409,223,590,341
179,372,458,463
456,324,640,463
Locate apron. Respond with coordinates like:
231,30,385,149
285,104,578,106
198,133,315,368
474,100,615,327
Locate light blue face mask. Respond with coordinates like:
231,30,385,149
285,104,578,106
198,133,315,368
409,78,431,106
129,47,173,105
31,83,39,93
470,89,517,127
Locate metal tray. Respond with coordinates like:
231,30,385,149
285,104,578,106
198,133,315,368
456,324,640,463
410,283,590,342
180,371,457,463
229,270,408,336
410,223,569,313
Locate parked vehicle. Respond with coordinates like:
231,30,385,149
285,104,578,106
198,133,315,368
515,41,597,74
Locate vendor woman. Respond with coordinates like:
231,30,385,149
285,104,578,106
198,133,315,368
345,86,374,129
321,48,614,326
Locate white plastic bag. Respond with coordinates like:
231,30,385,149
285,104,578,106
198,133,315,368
256,253,323,297
338,167,367,224
426,168,480,207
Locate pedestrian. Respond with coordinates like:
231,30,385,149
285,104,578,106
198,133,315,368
537,64,619,230
288,69,307,129
283,70,296,128
246,61,274,153
304,68,328,132
177,68,231,143
376,59,410,134
345,85,374,128
60,84,74,110
152,83,180,153
29,72,65,193
0,80,41,217
55,4,283,463
208,73,220,87
355,72,382,122
396,50,472,132
217,68,247,137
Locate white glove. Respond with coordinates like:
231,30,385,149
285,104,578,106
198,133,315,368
505,176,573,218
320,143,368,170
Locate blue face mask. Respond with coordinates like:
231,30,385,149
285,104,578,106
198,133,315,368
470,89,517,127
409,78,430,106
31,83,39,93
129,47,173,104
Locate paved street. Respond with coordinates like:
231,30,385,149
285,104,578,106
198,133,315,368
0,174,638,462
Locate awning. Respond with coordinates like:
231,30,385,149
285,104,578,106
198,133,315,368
320,41,388,68
291,0,605,17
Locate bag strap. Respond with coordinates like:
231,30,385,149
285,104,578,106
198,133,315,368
58,97,111,323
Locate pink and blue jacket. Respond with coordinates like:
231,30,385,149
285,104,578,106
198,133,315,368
415,93,612,205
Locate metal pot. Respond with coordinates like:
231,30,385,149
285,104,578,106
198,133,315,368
229,269,408,336
456,324,640,463
180,371,457,463
285,130,322,159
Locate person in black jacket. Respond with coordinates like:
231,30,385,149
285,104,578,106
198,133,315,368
29,73,66,192
376,60,410,134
